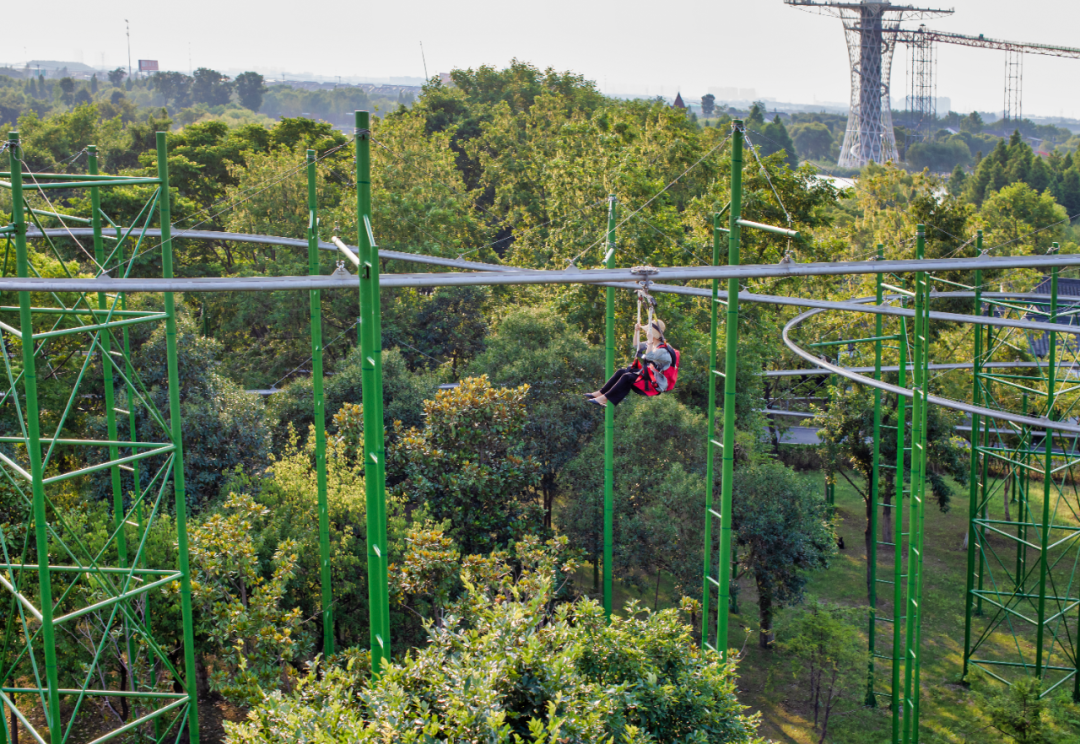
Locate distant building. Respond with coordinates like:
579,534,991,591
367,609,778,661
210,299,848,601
672,92,686,110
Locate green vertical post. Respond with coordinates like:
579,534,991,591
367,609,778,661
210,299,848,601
866,244,884,707
1017,394,1028,590
701,211,723,647
962,232,983,681
715,121,743,658
356,111,391,674
1034,251,1059,678
892,311,908,744
977,319,992,617
156,131,200,744
9,130,63,741
307,149,335,657
603,195,616,621
902,226,929,744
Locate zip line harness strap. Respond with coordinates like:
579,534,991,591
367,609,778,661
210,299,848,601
631,265,664,343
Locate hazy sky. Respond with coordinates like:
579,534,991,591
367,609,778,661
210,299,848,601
10,0,1079,117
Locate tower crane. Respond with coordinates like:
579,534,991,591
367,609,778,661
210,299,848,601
891,26,1080,138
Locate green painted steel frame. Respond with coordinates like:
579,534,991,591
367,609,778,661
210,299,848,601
355,111,391,675
963,238,1080,703
307,149,335,658
0,131,200,743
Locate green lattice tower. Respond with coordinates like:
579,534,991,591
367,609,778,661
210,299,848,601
963,243,1080,701
0,132,200,743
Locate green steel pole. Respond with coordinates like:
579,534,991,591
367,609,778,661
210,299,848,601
603,195,616,621
156,131,201,744
701,211,722,647
892,311,908,744
962,232,983,682
1034,252,1058,678
307,150,334,657
9,130,64,741
356,111,391,674
715,121,743,658
866,244,884,708
1017,394,1028,590
903,226,929,744
977,319,992,617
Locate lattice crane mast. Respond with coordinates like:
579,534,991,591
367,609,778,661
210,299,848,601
890,26,1080,136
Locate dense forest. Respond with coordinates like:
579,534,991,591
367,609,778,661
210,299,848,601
2,61,1080,742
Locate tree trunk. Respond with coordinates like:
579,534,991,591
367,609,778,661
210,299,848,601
654,568,662,611
818,668,840,744
757,574,774,649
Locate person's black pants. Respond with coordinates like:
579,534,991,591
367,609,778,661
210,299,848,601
599,366,645,406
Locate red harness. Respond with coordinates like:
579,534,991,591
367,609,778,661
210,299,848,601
631,344,680,396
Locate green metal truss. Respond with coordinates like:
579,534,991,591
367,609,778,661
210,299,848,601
0,132,200,743
963,238,1080,702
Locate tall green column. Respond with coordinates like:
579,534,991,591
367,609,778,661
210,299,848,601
156,131,201,744
9,130,64,742
866,244,884,707
355,111,391,674
715,121,743,658
701,211,723,647
902,226,929,744
307,150,334,657
962,231,983,682
1034,252,1059,678
892,311,908,744
603,195,616,621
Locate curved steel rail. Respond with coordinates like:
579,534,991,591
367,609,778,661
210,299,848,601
782,303,1080,434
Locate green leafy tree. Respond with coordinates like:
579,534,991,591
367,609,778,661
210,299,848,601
57,77,75,105
227,537,766,743
813,382,966,592
235,71,267,111
559,395,731,601
107,67,126,87
191,67,234,106
732,463,836,648
151,71,192,109
961,111,984,133
102,308,271,511
978,182,1069,256
187,491,307,706
90,74,98,94
395,375,543,555
468,307,604,527
701,93,716,117
979,678,1053,744
790,122,833,161
777,602,867,744
390,285,490,379
761,115,798,169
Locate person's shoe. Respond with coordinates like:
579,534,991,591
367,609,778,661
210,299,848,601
588,398,606,408
584,393,596,398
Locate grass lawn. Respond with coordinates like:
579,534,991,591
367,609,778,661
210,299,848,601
593,469,1080,743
